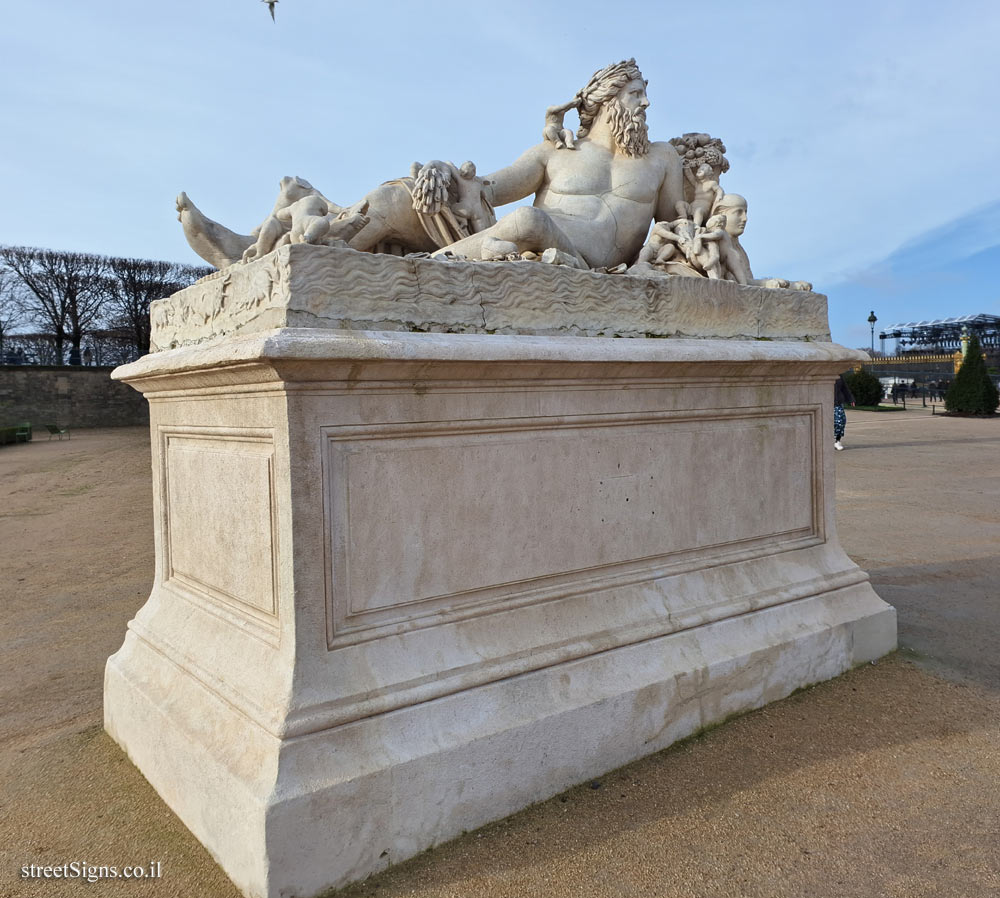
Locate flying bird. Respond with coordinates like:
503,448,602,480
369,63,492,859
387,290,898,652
262,0,278,22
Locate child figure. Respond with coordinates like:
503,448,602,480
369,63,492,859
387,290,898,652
691,214,727,279
282,195,334,244
242,176,341,262
636,220,682,267
452,161,496,235
637,219,699,268
668,218,698,264
542,98,578,150
280,196,370,246
676,163,724,227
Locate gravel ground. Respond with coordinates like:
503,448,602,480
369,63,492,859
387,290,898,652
1,410,998,898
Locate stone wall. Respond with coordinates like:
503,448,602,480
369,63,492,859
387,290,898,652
0,366,148,428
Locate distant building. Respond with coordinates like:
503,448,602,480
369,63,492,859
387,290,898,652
878,313,1000,358
866,313,1000,395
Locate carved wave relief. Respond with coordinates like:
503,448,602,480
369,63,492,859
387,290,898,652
149,244,830,351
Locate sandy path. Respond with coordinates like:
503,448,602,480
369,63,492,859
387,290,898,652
1,413,998,897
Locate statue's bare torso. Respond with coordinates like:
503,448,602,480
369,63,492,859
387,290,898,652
437,136,683,270
531,140,683,268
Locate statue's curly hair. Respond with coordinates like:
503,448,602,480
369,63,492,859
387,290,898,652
574,58,645,139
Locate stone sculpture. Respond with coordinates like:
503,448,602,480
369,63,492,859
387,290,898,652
712,194,812,290
692,213,727,279
176,58,810,284
678,162,725,227
110,56,893,898
237,177,371,264
542,98,579,149
630,193,811,290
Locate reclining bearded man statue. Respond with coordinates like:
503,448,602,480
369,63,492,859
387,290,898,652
177,59,688,273
426,58,685,270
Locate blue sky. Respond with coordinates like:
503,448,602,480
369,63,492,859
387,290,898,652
1,0,998,348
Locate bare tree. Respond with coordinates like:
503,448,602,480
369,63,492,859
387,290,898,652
0,246,109,365
0,264,24,362
105,258,212,357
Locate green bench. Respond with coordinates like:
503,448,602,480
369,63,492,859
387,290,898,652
45,423,70,440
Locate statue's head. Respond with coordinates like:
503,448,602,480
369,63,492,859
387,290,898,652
715,194,747,237
576,58,650,158
705,213,727,231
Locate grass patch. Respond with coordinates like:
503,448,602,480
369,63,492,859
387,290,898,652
854,404,907,412
55,483,95,497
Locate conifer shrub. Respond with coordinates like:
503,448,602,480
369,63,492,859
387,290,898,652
843,367,883,407
945,334,999,415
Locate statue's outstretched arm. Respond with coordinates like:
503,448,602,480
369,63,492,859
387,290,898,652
486,144,549,207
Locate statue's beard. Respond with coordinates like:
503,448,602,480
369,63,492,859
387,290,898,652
606,98,650,158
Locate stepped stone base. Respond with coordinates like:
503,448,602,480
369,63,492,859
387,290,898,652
107,295,893,897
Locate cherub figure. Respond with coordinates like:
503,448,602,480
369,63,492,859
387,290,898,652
280,196,371,247
636,221,682,267
634,218,701,271
242,176,341,262
691,214,727,279
668,218,697,264
676,163,724,227
541,98,579,149
452,161,495,235
282,195,333,244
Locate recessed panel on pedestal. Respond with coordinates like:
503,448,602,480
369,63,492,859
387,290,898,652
323,407,819,644
162,428,279,632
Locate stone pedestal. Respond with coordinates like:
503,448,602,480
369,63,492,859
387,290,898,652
106,251,894,898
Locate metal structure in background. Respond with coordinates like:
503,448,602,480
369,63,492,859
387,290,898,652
863,312,1000,400
878,313,1000,356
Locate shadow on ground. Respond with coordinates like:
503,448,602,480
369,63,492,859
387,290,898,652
870,556,1000,690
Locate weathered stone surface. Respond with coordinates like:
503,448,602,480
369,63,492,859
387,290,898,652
107,327,894,898
149,244,831,351
0,365,148,427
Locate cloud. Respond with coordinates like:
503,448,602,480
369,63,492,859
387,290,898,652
826,203,1000,345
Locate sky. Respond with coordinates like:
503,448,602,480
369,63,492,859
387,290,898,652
2,0,999,349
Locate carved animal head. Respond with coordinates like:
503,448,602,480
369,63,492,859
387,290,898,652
277,176,317,205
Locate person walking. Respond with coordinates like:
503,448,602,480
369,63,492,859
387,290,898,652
834,375,855,451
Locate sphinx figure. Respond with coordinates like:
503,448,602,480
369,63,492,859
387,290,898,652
630,192,811,290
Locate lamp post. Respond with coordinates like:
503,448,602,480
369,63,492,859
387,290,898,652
867,310,878,354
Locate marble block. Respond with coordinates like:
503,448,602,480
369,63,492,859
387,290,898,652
148,243,831,351
105,321,894,898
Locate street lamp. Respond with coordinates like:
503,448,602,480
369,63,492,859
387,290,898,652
867,310,878,354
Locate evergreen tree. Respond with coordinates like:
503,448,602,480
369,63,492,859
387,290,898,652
945,334,999,415
844,367,883,407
